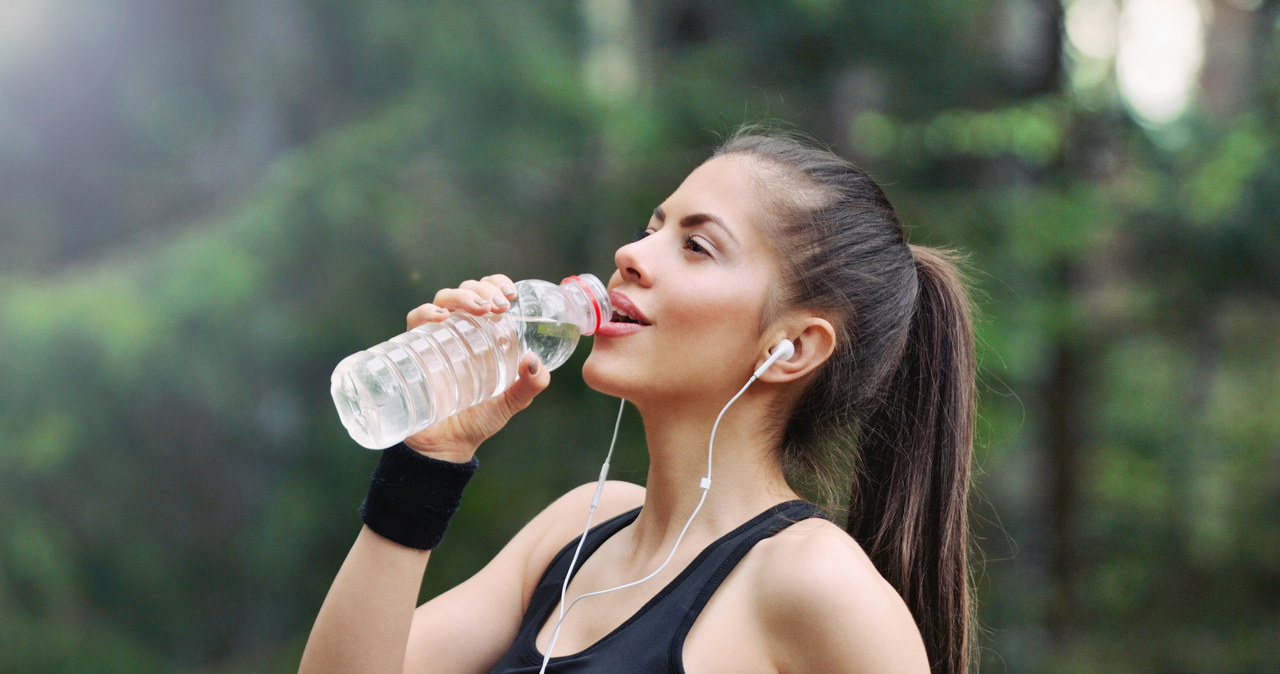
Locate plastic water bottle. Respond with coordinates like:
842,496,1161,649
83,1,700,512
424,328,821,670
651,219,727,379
331,274,612,449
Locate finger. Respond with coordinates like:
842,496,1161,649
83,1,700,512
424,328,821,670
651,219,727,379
459,278,512,312
479,274,518,301
406,303,449,330
434,280,510,315
432,286,501,315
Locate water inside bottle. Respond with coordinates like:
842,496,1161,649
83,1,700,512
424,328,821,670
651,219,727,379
515,316,580,370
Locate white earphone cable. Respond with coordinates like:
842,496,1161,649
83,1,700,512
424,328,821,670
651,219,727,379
538,371,763,672
537,397,624,672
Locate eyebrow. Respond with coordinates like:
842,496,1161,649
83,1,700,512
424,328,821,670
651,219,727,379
652,207,740,246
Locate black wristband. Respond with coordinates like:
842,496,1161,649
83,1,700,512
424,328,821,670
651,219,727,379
359,443,478,550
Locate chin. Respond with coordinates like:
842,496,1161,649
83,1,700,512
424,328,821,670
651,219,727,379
581,348,639,400
581,351,615,395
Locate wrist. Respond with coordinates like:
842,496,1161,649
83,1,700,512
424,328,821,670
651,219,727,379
402,436,477,463
359,443,478,550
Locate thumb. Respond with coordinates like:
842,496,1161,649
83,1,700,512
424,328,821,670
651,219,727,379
500,352,551,414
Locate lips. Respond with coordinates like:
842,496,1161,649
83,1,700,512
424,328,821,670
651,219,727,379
608,291,651,325
596,291,650,337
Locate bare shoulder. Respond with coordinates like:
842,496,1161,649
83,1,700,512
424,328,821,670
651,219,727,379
514,480,646,590
406,481,644,671
534,480,647,541
746,518,930,673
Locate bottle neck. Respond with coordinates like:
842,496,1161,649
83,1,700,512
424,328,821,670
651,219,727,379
560,274,610,336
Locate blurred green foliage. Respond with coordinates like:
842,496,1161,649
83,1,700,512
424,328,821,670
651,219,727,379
1,1,1278,672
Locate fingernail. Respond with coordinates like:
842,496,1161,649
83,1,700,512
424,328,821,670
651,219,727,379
493,296,509,309
528,360,539,375
472,296,490,308
502,284,517,298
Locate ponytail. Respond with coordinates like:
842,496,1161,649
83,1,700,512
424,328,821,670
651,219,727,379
714,131,977,673
849,245,975,674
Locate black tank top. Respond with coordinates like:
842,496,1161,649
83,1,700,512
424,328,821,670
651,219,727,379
489,500,826,673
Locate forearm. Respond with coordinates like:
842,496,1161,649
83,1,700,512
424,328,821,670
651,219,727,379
299,526,430,674
299,275,547,672
300,443,477,673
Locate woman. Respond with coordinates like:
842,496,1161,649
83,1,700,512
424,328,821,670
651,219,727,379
300,131,976,673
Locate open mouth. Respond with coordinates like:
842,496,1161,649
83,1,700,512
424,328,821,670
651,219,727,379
607,291,652,326
610,309,649,326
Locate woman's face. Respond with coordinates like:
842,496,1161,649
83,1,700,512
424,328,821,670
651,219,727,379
583,154,784,407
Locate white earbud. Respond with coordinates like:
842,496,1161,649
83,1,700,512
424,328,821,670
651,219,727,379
752,338,795,379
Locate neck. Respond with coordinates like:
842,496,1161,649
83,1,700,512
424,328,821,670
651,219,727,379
625,386,798,556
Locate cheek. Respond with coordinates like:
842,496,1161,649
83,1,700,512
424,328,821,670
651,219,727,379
667,292,766,358
680,274,769,325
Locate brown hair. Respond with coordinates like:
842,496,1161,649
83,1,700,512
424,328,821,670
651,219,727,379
715,131,976,673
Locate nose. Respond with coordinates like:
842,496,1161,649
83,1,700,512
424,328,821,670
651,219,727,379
613,236,652,287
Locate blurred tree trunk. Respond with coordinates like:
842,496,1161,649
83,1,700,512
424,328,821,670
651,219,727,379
1042,332,1087,648
1018,0,1081,655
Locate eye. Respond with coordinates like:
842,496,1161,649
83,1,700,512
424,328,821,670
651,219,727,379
682,234,711,257
632,227,653,242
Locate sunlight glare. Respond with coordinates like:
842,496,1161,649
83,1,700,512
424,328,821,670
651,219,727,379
1116,0,1206,126
1066,0,1120,61
0,0,55,59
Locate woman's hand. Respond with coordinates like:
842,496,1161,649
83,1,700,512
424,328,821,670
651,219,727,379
400,274,551,462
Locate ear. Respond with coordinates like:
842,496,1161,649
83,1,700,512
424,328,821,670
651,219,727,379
755,315,836,383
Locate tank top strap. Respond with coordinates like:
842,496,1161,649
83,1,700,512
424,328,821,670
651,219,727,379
542,505,643,589
489,500,827,673
664,500,827,670
490,506,642,673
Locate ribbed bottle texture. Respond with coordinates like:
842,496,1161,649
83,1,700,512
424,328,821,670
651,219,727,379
331,274,611,449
